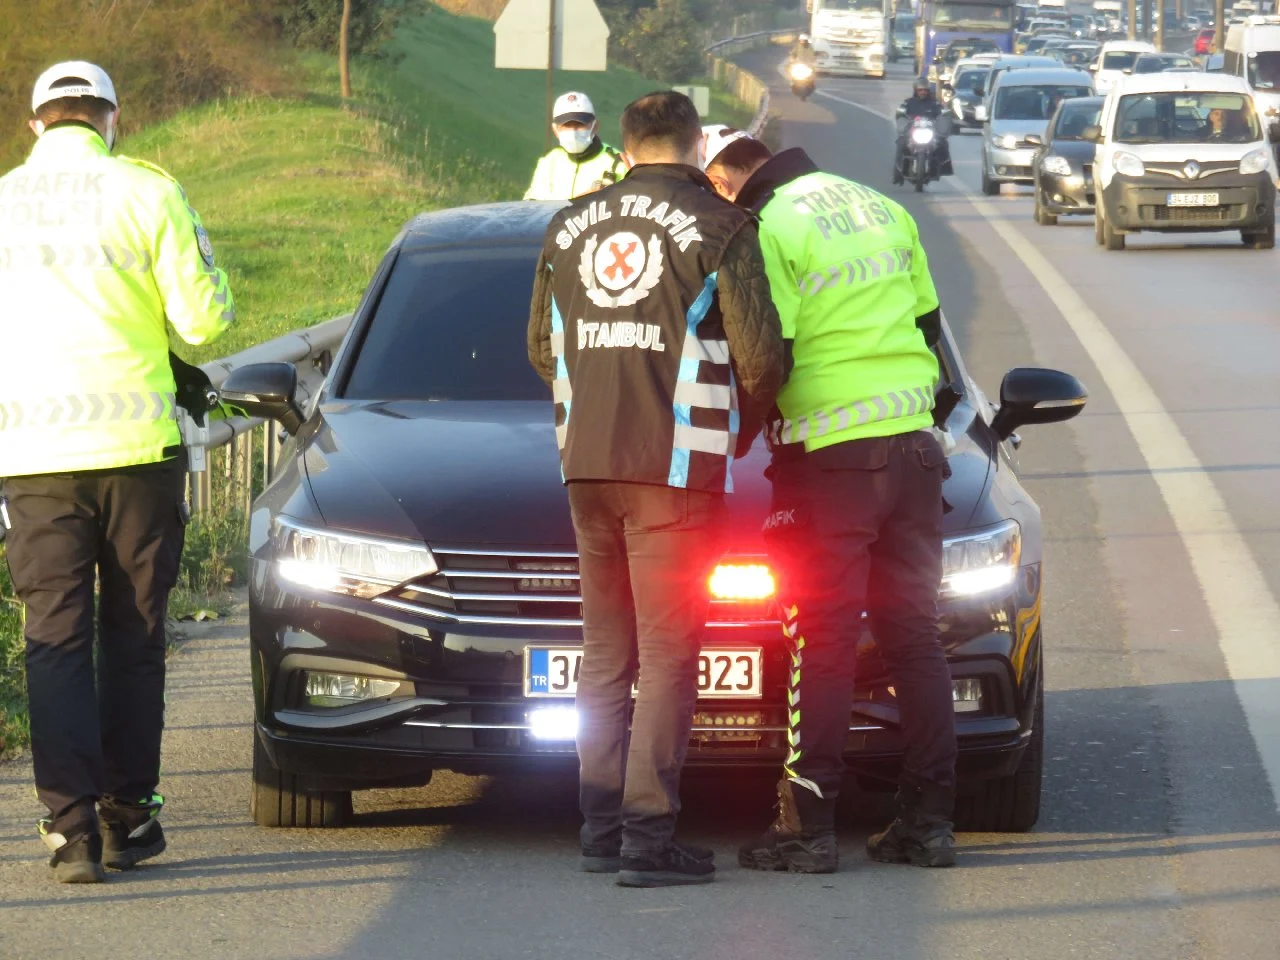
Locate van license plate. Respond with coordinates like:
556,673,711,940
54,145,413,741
524,647,763,699
1167,192,1219,207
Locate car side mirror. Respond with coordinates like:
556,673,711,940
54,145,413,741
1025,132,1043,145
1082,124,1102,142
1089,62,1099,71
220,362,305,436
974,104,989,122
990,368,1088,440
1122,67,1133,74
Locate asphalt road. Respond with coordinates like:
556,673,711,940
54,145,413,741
3,50,1280,960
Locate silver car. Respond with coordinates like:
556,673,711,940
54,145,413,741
978,67,1094,194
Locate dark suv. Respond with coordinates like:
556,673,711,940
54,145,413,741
223,202,1087,833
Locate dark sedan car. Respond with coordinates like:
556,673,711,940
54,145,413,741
948,62,992,128
1032,95,1104,223
1132,52,1199,74
221,202,1087,834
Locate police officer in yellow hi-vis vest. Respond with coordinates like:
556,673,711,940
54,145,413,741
700,128,960,874
0,62,233,883
523,91,628,201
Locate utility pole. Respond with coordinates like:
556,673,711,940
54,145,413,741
1128,0,1138,38
339,0,353,99
546,0,556,149
1156,0,1165,49
1214,0,1226,51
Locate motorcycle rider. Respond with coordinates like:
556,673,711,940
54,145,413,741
788,34,818,97
893,79,953,185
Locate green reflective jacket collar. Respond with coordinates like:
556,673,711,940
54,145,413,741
736,148,820,216
29,122,110,162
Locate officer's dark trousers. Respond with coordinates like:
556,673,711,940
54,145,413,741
3,460,185,836
764,432,957,800
568,481,725,856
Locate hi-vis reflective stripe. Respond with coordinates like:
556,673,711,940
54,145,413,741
798,247,913,297
673,381,733,409
553,378,572,403
0,244,154,272
0,392,176,431
771,386,933,446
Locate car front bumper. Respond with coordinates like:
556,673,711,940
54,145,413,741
814,44,886,76
1039,167,1096,214
1103,172,1275,232
987,145,1038,183
251,563,1043,790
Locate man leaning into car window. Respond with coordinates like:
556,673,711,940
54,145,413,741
527,90,786,889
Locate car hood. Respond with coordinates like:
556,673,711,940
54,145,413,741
299,400,994,550
1115,140,1264,162
1048,139,1096,161
991,117,1051,138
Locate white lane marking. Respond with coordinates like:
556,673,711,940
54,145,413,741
818,87,1280,813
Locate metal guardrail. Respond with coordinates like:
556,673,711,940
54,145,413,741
186,26,797,516
706,29,797,138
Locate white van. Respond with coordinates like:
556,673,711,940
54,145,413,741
1089,72,1279,249
1224,15,1280,120
1091,39,1156,93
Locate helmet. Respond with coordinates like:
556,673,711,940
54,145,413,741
31,61,117,113
913,77,931,96
799,33,812,46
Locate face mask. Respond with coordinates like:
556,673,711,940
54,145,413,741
103,113,117,151
32,120,45,137
558,128,594,155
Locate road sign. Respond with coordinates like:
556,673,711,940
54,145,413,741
672,85,711,116
495,0,610,71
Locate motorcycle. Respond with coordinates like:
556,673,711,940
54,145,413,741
788,61,817,101
899,115,941,192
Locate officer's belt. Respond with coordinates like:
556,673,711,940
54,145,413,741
0,392,177,431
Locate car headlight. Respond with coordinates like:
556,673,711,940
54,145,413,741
271,516,438,599
941,520,1022,598
911,126,936,144
1240,147,1270,176
1041,154,1073,176
789,62,815,81
992,133,1019,150
1114,151,1145,177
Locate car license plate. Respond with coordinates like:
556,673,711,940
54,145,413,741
1167,192,1219,207
524,647,763,699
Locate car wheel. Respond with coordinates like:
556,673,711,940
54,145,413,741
1034,190,1058,226
1102,213,1125,250
1242,222,1276,250
981,165,999,197
251,730,353,828
954,664,1044,833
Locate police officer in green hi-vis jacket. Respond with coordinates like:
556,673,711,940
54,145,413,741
700,127,959,874
0,62,234,883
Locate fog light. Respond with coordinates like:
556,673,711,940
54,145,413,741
1053,193,1064,203
304,672,403,708
529,706,578,741
953,679,983,714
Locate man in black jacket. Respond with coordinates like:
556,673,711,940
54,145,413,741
528,91,786,888
894,78,954,183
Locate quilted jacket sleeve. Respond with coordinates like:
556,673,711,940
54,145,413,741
717,221,787,410
527,250,556,387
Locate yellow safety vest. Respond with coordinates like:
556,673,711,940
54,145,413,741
524,140,627,201
0,124,234,476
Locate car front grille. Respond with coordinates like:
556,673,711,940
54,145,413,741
375,547,775,628
1142,204,1238,223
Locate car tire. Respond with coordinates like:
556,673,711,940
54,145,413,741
251,731,353,828
954,665,1044,833
1102,213,1125,250
1034,190,1058,226
1242,222,1276,250
981,166,999,196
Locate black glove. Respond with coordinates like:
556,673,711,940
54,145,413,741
169,351,216,427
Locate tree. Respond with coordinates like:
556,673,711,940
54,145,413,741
340,0,353,97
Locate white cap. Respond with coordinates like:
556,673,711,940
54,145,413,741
701,124,751,171
553,91,596,125
31,61,117,113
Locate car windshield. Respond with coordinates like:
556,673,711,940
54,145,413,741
1051,99,1102,137
1114,91,1261,143
895,16,916,35
1061,48,1096,65
1248,51,1280,90
1135,54,1195,72
819,0,882,9
343,245,547,402
946,40,998,64
934,3,1016,28
954,66,991,91
1102,50,1142,69
995,83,1092,119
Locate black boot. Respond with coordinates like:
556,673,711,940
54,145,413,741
100,794,167,870
866,784,956,868
39,820,105,884
739,778,838,873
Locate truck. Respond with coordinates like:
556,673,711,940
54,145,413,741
917,0,1018,74
808,0,890,78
